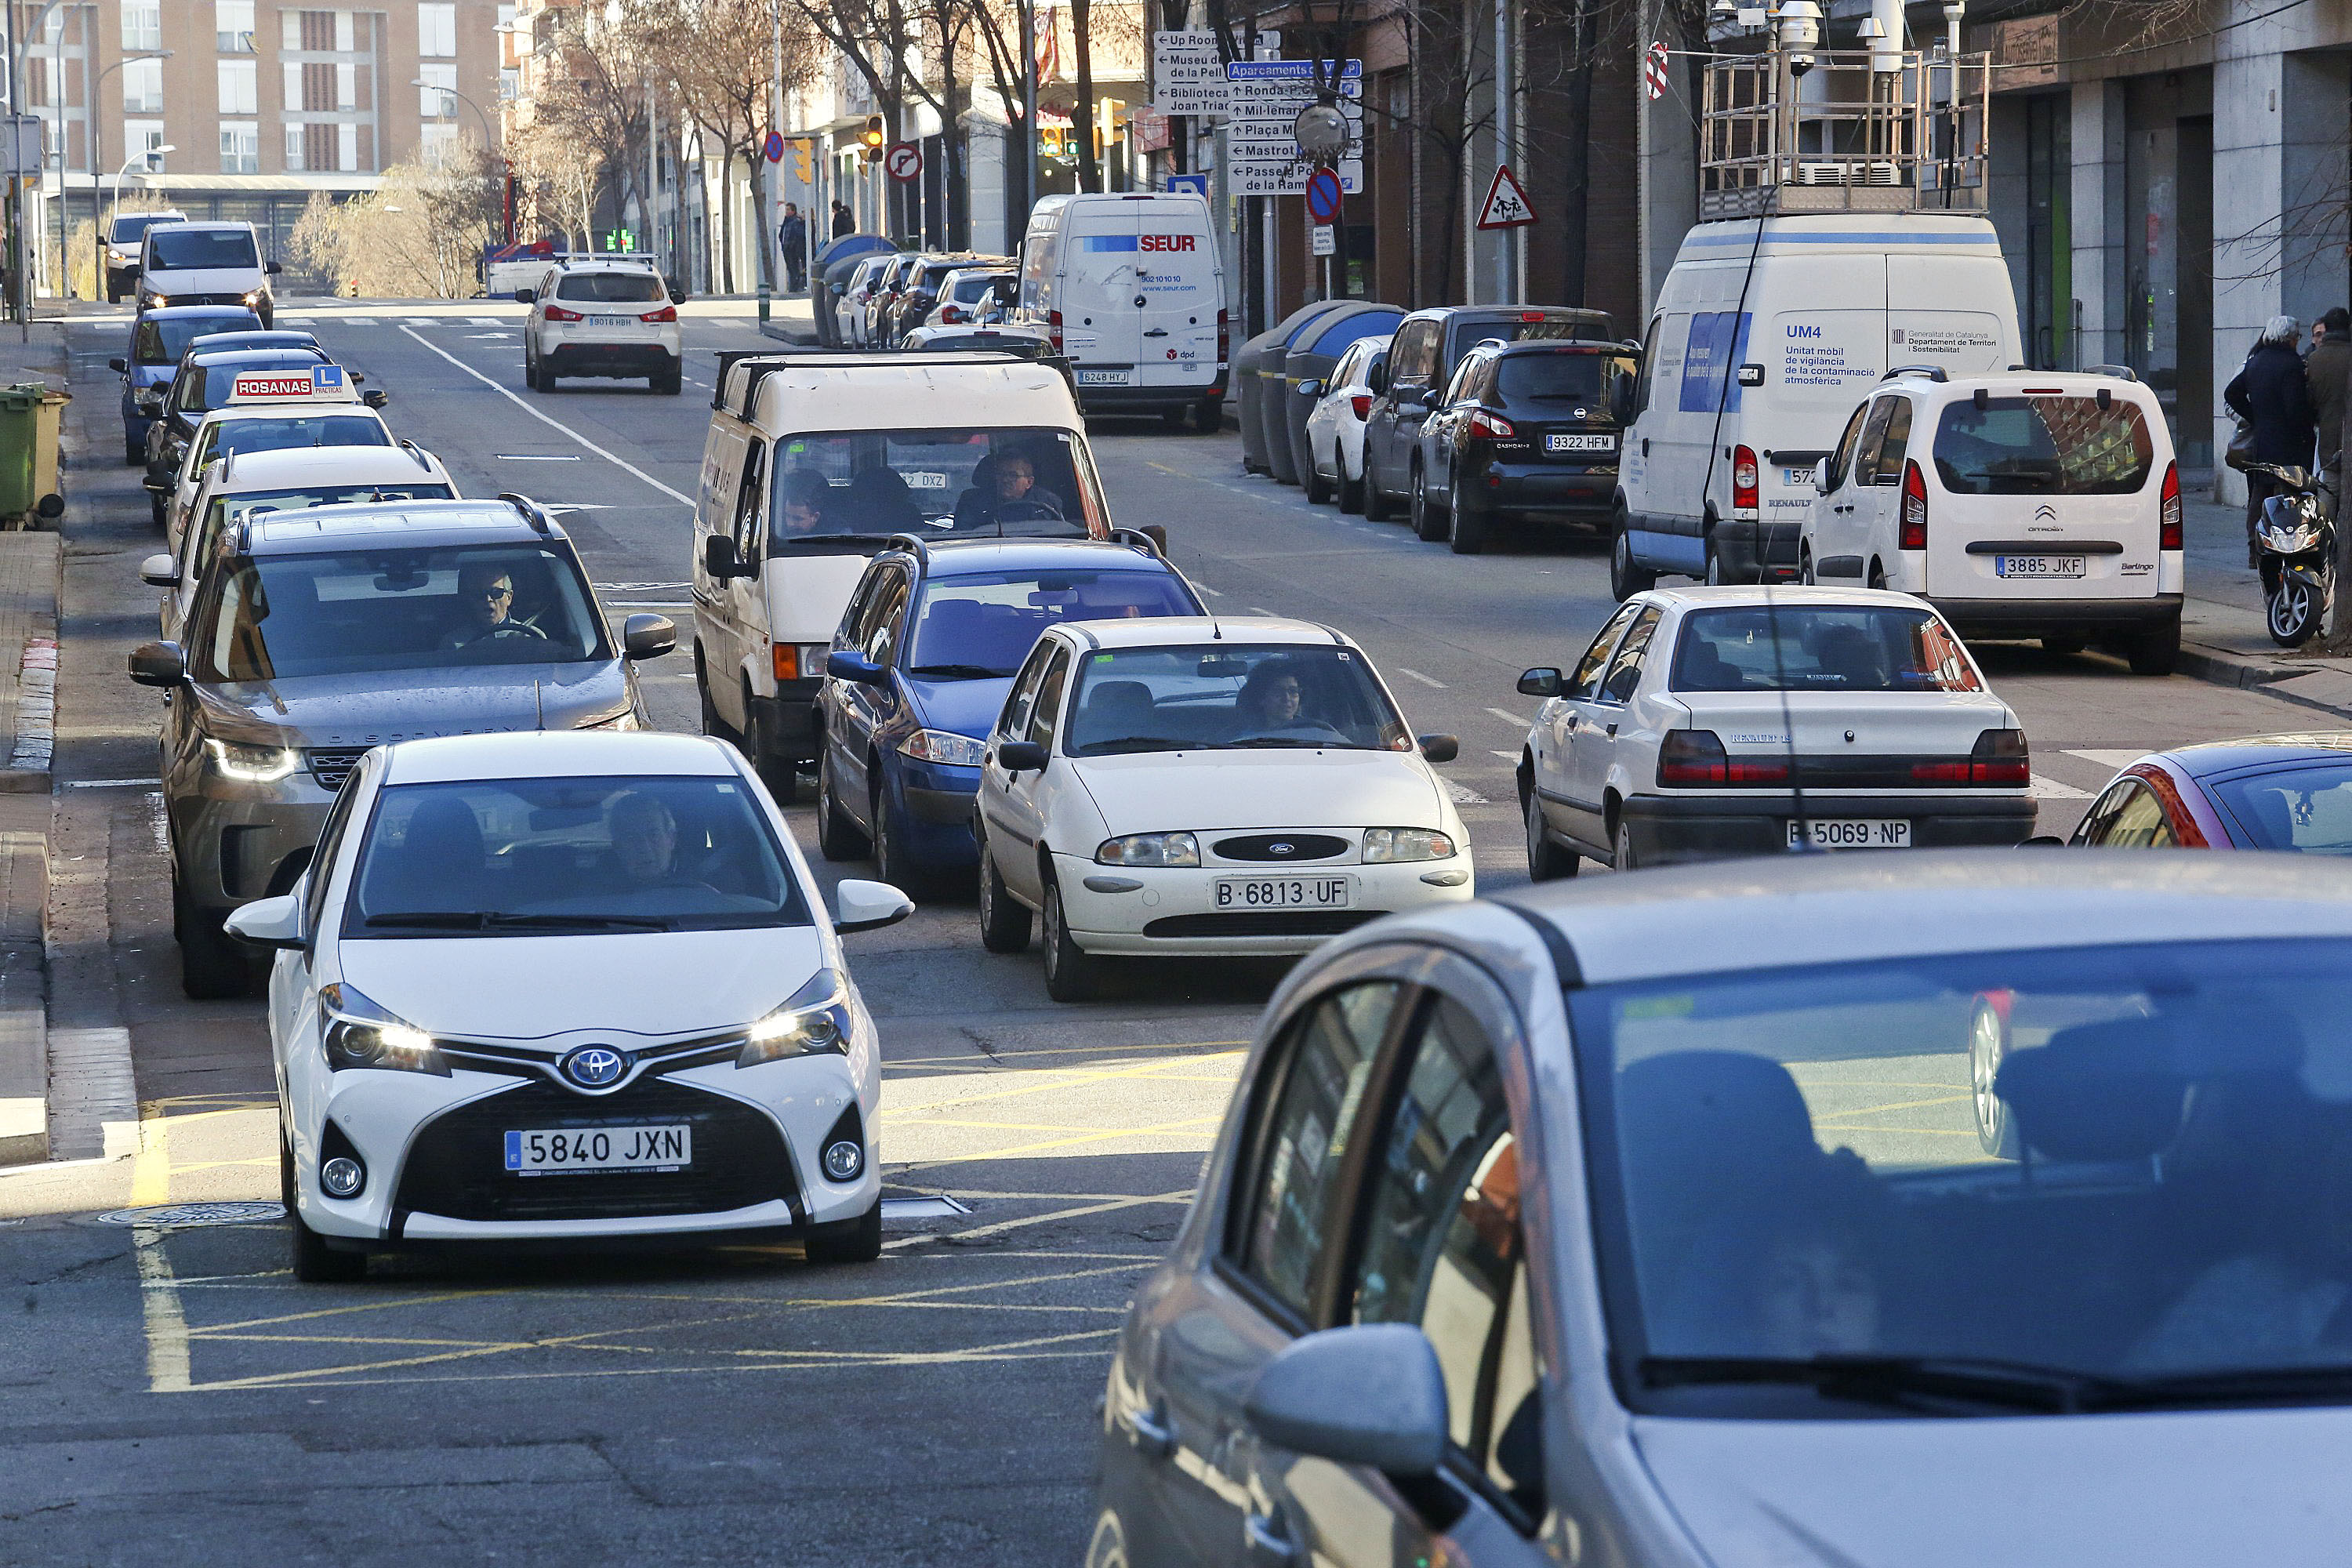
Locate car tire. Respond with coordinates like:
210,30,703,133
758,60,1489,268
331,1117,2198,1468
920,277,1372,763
1305,453,1334,505
1969,995,2021,1159
1799,547,1816,586
1410,462,1447,543
1609,513,1656,601
1192,400,1220,433
1867,564,1889,592
124,434,143,466
2128,615,2181,676
870,779,927,895
150,492,167,530
523,351,539,391
977,836,1033,953
655,364,682,396
1162,405,1189,430
1524,787,1578,881
176,873,256,1000
282,1135,366,1284
816,751,870,861
536,363,558,392
1040,874,1102,1003
1449,474,1488,555
803,1198,883,1265
695,645,735,742
745,695,801,804
1612,816,1639,873
1704,538,1726,586
1338,454,1365,514
1363,459,1394,521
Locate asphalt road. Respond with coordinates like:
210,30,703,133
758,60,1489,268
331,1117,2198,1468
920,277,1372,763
0,298,2329,1566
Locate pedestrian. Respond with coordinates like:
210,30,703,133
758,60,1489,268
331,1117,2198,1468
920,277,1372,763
779,202,808,292
2312,307,2352,516
2225,314,2316,566
832,199,855,240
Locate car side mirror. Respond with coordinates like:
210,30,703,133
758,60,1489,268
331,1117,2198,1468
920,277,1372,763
361,389,389,408
140,552,180,587
825,649,887,685
702,534,745,580
996,739,1048,773
266,260,283,274
1517,666,1563,698
621,612,676,659
1612,372,1635,422
2020,835,2067,848
1297,379,1323,397
514,288,536,305
1416,733,1459,764
109,357,127,373
1815,457,1833,493
1367,362,1388,396
127,641,186,686
833,877,914,933
223,893,303,949
1244,1324,1449,1479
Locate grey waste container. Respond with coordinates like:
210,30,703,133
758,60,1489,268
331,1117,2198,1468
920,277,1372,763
1236,303,1341,475
1258,302,1356,485
1279,303,1403,498
812,235,895,347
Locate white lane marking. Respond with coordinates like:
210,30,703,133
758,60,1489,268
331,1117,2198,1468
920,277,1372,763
1247,606,1275,615
397,325,694,506
1489,750,1517,760
1486,706,1531,727
66,777,154,789
278,316,314,325
1444,781,1486,804
1196,585,1225,597
2032,775,2093,800
405,317,439,327
495,454,583,462
1394,666,1445,688
467,317,499,325
2064,749,2145,770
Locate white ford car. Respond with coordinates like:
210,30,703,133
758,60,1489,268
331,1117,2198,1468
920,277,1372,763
228,730,912,1281
1516,586,2037,874
970,617,1472,1001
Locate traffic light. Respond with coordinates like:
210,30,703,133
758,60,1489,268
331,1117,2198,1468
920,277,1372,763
790,139,814,182
861,114,886,162
1039,124,1064,160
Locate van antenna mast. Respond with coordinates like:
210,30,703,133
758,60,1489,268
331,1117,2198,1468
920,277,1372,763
1762,586,1814,849
533,680,545,731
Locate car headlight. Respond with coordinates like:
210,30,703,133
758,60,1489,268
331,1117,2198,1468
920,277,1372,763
738,967,852,1067
241,290,263,305
205,737,299,782
1096,830,1200,868
145,293,168,307
579,709,641,731
320,983,448,1075
899,728,986,766
1362,827,1456,863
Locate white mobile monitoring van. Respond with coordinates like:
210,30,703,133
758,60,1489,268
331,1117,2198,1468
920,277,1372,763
1014,192,1226,427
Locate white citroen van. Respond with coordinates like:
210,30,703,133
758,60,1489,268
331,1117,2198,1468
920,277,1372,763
691,351,1116,793
1012,192,1226,427
1613,213,2023,598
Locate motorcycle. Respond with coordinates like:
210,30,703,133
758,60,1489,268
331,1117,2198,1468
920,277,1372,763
2252,462,2332,647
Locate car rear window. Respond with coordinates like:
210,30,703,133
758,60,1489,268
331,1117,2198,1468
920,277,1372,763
1498,350,1639,404
1933,395,2154,495
1444,314,1610,366
148,228,260,270
1671,605,1984,693
2210,764,2352,855
555,271,666,303
207,415,390,459
135,313,262,365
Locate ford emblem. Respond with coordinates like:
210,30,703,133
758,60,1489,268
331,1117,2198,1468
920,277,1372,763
561,1046,628,1089
1267,841,1295,856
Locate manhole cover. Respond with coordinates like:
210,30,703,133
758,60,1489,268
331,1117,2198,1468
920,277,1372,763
93,1201,285,1228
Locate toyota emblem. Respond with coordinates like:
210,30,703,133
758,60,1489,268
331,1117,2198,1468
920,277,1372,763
561,1046,628,1089
1266,841,1296,856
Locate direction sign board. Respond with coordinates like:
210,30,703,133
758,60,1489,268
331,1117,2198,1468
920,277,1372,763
1225,60,1363,197
885,141,922,183
1152,29,1226,114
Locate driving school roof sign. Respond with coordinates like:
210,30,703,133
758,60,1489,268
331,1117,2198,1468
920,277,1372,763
227,365,358,403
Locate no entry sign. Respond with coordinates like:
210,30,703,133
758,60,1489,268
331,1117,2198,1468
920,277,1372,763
885,142,922,182
1304,167,1344,224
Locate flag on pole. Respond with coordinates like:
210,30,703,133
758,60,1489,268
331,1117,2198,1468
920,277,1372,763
1643,42,1670,100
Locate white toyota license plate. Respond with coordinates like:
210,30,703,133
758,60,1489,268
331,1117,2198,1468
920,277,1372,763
1076,368,1133,386
1994,554,2086,579
1214,876,1353,909
1547,433,1613,452
588,315,637,328
504,1124,691,1175
1788,818,1912,851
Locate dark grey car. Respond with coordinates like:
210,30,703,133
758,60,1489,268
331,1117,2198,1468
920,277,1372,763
129,497,675,998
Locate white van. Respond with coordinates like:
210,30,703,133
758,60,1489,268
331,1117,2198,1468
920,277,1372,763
1013,192,1225,426
1802,368,2183,673
1613,213,2022,598
691,351,1117,792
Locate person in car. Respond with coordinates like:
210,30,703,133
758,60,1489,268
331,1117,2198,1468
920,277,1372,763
606,792,714,894
955,453,1065,528
441,562,543,650
779,470,834,537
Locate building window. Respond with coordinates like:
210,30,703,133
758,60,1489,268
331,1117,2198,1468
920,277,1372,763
122,1,161,50
418,62,457,118
218,60,258,115
220,121,260,172
121,58,164,114
216,0,256,53
418,2,457,56
125,121,167,171
284,123,307,171
498,67,518,103
421,122,457,165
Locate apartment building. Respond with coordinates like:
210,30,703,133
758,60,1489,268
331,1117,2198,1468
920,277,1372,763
13,0,503,289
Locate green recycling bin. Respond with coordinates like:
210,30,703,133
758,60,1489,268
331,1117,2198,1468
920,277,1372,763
0,382,68,528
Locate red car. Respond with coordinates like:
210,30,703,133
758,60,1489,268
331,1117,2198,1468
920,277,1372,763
2069,734,2352,851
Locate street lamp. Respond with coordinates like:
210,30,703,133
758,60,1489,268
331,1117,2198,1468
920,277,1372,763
91,49,172,303
107,143,174,303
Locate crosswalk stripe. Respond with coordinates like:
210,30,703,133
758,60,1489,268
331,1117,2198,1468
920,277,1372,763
467,317,498,325
2031,775,2092,800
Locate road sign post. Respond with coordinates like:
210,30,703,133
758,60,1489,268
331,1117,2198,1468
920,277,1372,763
885,142,923,183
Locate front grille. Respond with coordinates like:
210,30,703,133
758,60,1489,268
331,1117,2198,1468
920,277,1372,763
165,292,252,308
1143,910,1385,938
392,1079,797,1225
307,747,369,791
1212,833,1352,862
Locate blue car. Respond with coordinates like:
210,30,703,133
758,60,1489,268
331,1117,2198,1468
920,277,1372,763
111,304,262,466
815,535,1203,887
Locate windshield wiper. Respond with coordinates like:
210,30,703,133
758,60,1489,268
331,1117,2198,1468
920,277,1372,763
906,662,1010,680
2078,1363,2352,1413
1636,1354,2116,1414
1078,735,1183,753
361,910,673,933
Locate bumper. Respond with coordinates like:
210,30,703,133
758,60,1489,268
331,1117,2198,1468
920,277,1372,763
1471,460,1617,517
543,339,679,376
1620,791,2037,866
889,758,981,869
1048,850,1475,956
1073,377,1225,413
748,680,822,760
1928,594,2183,638
170,769,336,912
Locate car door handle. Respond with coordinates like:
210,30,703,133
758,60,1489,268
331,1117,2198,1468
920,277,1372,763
1143,328,1169,337
1642,437,1651,456
1833,503,1853,514
1243,1512,1300,1568
1123,1403,1174,1461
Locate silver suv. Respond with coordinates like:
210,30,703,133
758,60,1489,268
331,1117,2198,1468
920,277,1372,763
129,497,677,996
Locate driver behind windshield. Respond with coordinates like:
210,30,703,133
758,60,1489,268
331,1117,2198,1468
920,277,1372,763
1235,661,1316,736
441,561,541,650
953,452,1065,528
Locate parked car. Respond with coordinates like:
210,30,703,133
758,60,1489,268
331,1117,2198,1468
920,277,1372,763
1802,367,2182,674
159,397,400,552
1410,337,1641,553
102,207,187,303
1515,585,2036,874
886,254,1010,346
838,256,896,347
1303,335,1391,511
238,729,909,1282
143,346,349,526
136,220,282,325
862,254,924,349
916,266,1018,332
971,615,1470,1001
110,303,260,466
517,257,684,394
816,535,1203,888
1090,850,2352,1568
129,497,675,998
154,359,386,538
1012,192,1227,426
2065,735,2352,851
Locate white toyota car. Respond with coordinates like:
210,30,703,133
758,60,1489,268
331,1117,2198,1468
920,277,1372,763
970,617,1472,1001
227,731,911,1282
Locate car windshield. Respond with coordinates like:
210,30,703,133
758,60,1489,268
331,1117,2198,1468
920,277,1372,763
1575,937,2352,1417
1498,350,1638,404
950,274,1006,302
554,271,665,303
197,415,390,466
1445,314,1606,366
905,568,1198,678
195,354,326,411
134,313,260,365
344,776,807,937
111,212,180,245
1671,605,1984,694
770,427,1100,546
1934,395,2155,495
1064,644,1410,755
149,228,260,270
920,335,1047,357
189,543,608,682
2209,764,2352,854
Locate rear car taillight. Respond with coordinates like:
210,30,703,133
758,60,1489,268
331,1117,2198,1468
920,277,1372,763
1216,307,1229,365
942,304,964,323
1659,729,1728,786
1900,459,1929,550
1915,728,2030,786
1350,394,1372,421
1048,309,1064,354
2160,459,2183,550
1467,409,1516,440
1732,445,1759,514
543,304,583,322
642,305,677,323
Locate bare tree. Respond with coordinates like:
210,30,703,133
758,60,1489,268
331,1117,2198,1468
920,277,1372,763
642,0,815,290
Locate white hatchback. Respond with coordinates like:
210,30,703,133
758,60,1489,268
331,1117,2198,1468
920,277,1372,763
519,260,683,394
970,617,1472,1001
228,730,912,1282
1303,333,1392,512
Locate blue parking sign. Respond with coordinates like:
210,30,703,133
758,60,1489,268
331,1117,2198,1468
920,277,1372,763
1165,172,1209,197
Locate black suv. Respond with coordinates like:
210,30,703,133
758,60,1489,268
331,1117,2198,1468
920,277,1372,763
1410,339,1640,554
1359,305,1613,524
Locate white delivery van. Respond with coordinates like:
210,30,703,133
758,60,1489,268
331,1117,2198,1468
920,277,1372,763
1013,192,1226,427
1613,213,2022,598
691,350,1118,793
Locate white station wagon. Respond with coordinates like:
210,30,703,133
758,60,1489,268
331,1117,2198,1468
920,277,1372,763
1516,586,2036,873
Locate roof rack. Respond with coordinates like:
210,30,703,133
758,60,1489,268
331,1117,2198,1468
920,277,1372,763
398,437,434,470
710,350,786,416
497,492,557,535
2084,363,2140,383
1110,527,1164,558
1883,364,1948,382
883,532,931,561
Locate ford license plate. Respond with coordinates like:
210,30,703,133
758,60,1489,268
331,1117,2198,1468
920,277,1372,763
504,1125,691,1175
1546,433,1613,453
1213,876,1352,909
1076,368,1133,386
1788,819,1912,851
1994,554,2086,579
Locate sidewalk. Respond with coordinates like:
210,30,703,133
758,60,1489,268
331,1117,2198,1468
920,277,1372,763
756,294,822,347
2171,474,2352,720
